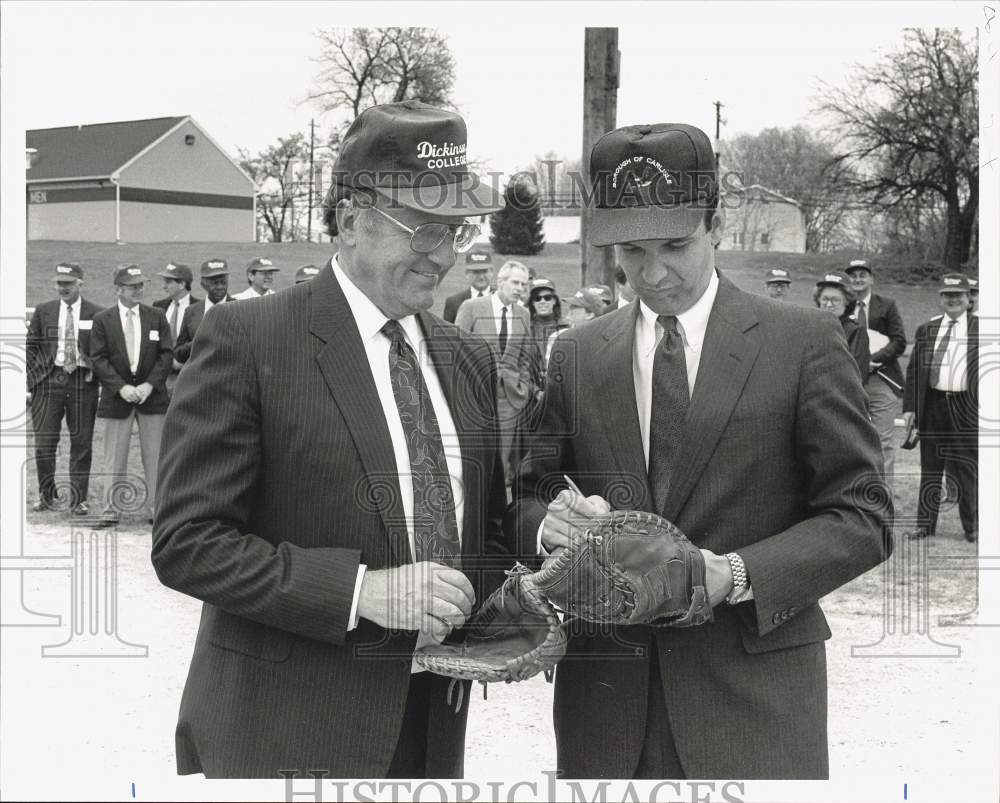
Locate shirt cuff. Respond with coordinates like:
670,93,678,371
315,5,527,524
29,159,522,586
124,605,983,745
347,563,366,631
537,520,549,556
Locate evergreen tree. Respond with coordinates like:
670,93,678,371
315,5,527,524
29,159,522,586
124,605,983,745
489,175,545,255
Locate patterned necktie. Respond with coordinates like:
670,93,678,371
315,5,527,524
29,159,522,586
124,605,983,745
124,309,137,369
382,320,461,567
929,318,956,388
498,306,508,355
856,299,868,332
169,302,180,343
63,304,77,374
647,315,690,514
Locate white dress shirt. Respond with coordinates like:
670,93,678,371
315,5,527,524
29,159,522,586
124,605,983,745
166,294,192,338
55,296,82,367
634,270,719,469
490,292,513,337
233,287,275,300
117,301,142,374
333,259,464,642
931,312,969,392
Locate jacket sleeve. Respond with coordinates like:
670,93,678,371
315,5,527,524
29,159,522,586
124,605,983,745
174,306,195,363
89,314,127,397
25,306,47,392
454,298,475,333
903,323,926,415
873,297,907,364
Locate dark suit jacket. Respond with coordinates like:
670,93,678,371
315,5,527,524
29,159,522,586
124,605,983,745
90,303,173,417
903,312,978,431
861,292,906,394
151,262,512,778
443,287,487,323
153,295,200,311
508,276,889,779
454,296,541,425
26,298,103,392
174,296,232,363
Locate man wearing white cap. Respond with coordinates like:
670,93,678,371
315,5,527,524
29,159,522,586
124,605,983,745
763,267,792,299
233,257,280,299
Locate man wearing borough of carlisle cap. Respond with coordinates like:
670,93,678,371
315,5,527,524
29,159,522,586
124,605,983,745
153,101,514,778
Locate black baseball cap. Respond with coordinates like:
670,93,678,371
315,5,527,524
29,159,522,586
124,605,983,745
54,262,83,281
200,259,230,278
465,248,493,267
846,259,872,275
764,268,792,284
157,262,193,283
332,100,503,216
939,273,971,294
589,123,717,246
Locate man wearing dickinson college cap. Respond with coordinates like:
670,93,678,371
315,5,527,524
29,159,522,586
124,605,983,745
511,122,888,779
153,262,198,394
26,263,103,515
233,257,280,300
845,258,907,486
173,259,233,365
154,100,514,779
763,267,792,299
443,248,494,323
89,265,173,525
903,274,979,543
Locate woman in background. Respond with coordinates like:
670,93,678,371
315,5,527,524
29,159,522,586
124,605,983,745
814,272,871,380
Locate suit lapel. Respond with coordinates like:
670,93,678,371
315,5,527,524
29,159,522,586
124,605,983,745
310,262,409,565
661,277,760,521
105,305,131,377
593,305,652,509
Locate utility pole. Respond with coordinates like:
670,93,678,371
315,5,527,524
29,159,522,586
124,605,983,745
713,101,725,171
307,119,316,242
581,28,620,288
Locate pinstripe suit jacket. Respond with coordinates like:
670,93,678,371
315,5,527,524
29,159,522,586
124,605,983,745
152,262,511,778
508,274,890,779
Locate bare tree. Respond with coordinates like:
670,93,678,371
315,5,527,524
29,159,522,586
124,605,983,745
817,28,978,269
309,28,456,121
238,133,310,243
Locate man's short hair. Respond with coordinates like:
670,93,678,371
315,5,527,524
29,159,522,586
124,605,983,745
322,182,377,238
497,260,529,283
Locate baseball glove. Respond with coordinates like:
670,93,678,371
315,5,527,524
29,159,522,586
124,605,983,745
531,510,713,628
413,563,567,685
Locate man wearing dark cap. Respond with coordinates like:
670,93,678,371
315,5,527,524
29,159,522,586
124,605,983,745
845,258,907,487
153,262,197,394
585,283,615,315
443,249,494,323
174,260,233,365
153,101,514,779
89,265,173,525
510,122,888,779
763,267,792,299
26,263,103,515
563,287,604,325
903,274,978,542
233,257,280,300
294,264,321,284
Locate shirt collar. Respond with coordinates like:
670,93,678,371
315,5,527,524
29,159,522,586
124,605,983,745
64,296,81,313
857,291,872,306
117,300,138,317
490,292,509,316
333,256,422,348
637,269,719,350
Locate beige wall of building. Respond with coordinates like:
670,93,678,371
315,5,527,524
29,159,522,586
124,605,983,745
118,119,253,196
119,202,253,242
28,201,115,242
721,198,806,253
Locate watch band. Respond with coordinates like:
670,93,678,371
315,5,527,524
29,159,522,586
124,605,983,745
724,551,749,605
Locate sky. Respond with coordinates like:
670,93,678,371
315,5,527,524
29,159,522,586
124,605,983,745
0,1,986,175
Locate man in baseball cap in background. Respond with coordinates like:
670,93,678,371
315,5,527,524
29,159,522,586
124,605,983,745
510,122,888,780
763,267,792,299
294,265,321,284
443,249,494,323
154,100,513,779
174,259,233,365
233,257,280,300
153,262,197,394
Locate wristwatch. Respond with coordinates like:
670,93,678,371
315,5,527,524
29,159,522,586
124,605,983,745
724,551,751,605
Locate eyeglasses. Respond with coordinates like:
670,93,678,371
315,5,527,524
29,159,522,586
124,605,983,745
818,296,845,307
534,294,556,302
368,205,480,254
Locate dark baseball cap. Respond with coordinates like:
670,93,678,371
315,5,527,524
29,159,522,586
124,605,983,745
295,265,321,283
564,289,604,316
332,100,503,216
465,248,493,267
54,262,83,281
846,259,872,275
939,273,971,294
157,262,193,283
201,259,230,278
113,264,145,286
589,123,717,246
585,284,613,305
764,268,792,284
529,277,556,294
247,257,279,272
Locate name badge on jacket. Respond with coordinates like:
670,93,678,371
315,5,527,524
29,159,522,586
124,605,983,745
149,330,160,342
78,320,93,331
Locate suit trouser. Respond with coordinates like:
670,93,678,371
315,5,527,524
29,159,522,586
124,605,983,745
917,389,977,535
30,370,99,505
386,671,470,778
864,374,899,485
634,646,685,779
101,409,165,517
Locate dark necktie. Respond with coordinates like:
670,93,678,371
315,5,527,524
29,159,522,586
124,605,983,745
382,320,461,567
856,299,868,332
169,302,180,343
63,304,77,374
498,306,508,355
929,318,956,388
647,315,690,514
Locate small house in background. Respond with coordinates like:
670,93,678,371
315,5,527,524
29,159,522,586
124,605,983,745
26,116,256,242
719,184,806,253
